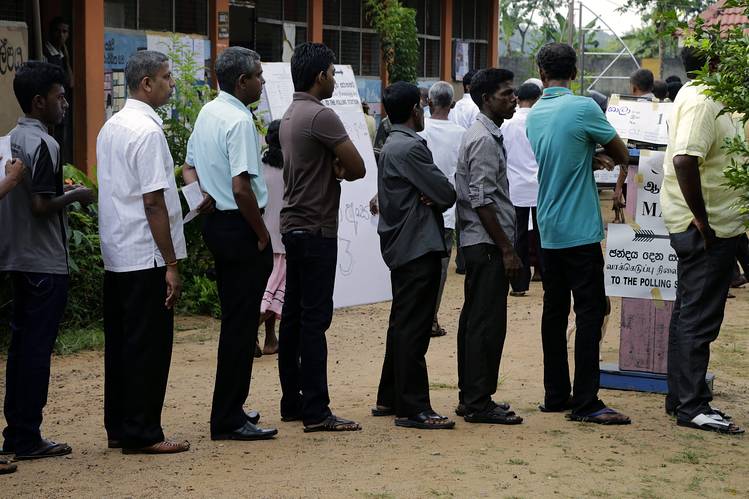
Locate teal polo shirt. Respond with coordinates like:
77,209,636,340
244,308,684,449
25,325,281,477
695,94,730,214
186,91,267,211
526,87,617,249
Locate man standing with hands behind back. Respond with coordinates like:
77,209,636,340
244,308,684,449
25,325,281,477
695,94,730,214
278,42,366,433
97,50,188,454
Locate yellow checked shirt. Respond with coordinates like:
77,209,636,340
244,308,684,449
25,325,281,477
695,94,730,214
660,82,747,238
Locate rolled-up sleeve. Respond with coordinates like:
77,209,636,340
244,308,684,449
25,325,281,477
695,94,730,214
465,135,499,209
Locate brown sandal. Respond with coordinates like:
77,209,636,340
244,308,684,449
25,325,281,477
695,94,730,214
0,459,17,475
122,439,190,454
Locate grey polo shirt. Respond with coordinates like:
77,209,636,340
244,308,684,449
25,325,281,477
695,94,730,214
377,125,456,270
455,113,516,248
0,117,68,274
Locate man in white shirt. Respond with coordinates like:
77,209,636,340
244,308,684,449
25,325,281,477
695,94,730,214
449,69,479,130
96,50,188,455
418,81,464,337
500,82,543,295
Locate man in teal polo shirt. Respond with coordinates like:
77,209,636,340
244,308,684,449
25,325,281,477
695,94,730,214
183,47,277,441
526,43,631,425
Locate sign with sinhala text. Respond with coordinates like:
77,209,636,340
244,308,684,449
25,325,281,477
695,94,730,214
605,95,673,145
0,22,27,136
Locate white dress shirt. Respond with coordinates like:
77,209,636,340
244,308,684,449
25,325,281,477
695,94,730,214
449,94,480,130
96,98,186,272
500,107,539,207
418,117,464,229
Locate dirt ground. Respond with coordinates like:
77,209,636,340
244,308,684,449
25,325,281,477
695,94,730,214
3,194,749,498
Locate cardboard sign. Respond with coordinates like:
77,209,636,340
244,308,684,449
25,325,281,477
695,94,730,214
604,223,677,301
0,21,27,135
260,62,391,309
634,150,666,231
605,95,673,145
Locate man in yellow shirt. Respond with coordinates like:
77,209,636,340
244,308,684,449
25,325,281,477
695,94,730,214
660,47,747,435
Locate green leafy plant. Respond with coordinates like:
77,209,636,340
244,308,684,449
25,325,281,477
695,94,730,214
365,0,419,84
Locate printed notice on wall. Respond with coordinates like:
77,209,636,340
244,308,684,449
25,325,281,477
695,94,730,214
605,96,673,145
604,223,677,301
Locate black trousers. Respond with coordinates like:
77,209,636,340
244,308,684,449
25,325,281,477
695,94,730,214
511,206,542,292
457,244,509,413
104,267,173,448
666,225,738,420
278,231,337,425
733,233,749,278
202,211,273,434
3,272,68,454
541,243,607,416
377,252,441,417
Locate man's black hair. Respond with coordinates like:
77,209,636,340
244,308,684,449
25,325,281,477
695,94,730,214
49,16,68,35
215,46,260,94
630,68,654,93
262,119,283,168
536,43,577,81
665,75,682,84
382,81,420,125
290,42,336,92
469,68,514,109
681,46,708,77
13,61,66,113
653,79,668,100
667,81,683,102
516,82,542,102
462,69,477,92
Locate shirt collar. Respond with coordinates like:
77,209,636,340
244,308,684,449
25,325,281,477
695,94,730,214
16,116,48,133
541,87,573,99
292,91,323,105
390,124,424,141
45,41,63,57
123,98,163,127
476,113,504,140
217,90,253,115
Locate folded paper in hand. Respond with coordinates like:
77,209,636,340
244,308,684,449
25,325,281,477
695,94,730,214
181,181,204,223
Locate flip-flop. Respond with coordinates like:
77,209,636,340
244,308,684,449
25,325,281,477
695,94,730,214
304,415,362,433
677,413,744,435
567,407,631,425
371,406,395,417
14,440,72,460
395,411,455,430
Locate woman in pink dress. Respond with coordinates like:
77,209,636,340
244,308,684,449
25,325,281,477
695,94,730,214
258,120,285,355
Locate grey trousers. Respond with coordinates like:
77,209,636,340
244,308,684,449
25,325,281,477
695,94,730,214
666,225,739,420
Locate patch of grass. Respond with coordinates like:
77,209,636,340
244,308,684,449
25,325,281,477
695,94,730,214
667,449,702,464
543,429,566,436
586,491,612,498
429,489,454,498
451,469,466,475
54,326,104,355
361,493,395,499
507,458,529,466
686,475,704,492
429,382,457,390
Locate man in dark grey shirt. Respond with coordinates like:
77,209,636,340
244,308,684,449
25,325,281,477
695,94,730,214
373,82,456,430
455,68,524,425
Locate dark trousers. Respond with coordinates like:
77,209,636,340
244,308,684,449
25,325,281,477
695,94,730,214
666,225,738,420
511,206,542,292
455,222,465,273
733,233,749,278
278,231,337,425
202,211,273,434
104,267,173,448
3,272,68,453
377,252,441,417
457,244,509,413
541,243,607,416
434,228,454,319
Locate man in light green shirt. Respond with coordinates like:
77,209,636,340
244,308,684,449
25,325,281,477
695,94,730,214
660,46,746,435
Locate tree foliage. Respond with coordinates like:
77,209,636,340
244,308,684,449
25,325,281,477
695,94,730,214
501,0,566,55
365,0,419,83
684,0,749,222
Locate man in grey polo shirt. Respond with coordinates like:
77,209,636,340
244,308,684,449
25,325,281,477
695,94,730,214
455,68,523,425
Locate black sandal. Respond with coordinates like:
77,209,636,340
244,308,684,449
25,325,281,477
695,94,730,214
0,459,16,475
303,415,362,433
14,439,72,460
371,406,395,417
464,406,523,425
566,407,631,425
395,411,455,430
677,413,744,435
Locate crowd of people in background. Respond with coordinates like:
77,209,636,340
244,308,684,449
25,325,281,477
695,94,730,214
0,37,745,475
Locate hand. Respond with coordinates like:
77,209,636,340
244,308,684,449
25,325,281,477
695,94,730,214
692,217,716,250
333,158,346,180
502,249,524,281
71,185,96,205
419,194,434,206
257,230,270,252
197,193,215,214
4,159,25,184
593,153,616,171
369,194,379,215
165,265,182,309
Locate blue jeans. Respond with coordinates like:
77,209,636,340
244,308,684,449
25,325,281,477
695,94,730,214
3,272,69,453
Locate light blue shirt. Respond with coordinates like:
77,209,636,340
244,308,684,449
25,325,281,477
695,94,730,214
526,87,617,249
186,91,267,210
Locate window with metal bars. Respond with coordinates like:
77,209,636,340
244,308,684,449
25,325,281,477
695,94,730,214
452,0,489,74
323,0,380,77
103,0,208,35
254,0,308,62
402,0,441,79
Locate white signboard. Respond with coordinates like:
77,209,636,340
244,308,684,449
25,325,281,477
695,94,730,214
635,150,666,231
594,165,620,185
604,223,677,301
261,63,391,309
605,96,673,145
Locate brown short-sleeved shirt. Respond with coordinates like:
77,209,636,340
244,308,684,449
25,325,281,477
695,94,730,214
279,92,349,238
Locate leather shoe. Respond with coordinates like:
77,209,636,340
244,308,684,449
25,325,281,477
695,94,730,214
245,410,260,425
211,421,277,441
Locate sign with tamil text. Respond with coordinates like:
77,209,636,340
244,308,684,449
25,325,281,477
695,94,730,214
605,95,673,145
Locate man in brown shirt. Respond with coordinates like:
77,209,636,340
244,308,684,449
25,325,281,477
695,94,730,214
278,42,365,432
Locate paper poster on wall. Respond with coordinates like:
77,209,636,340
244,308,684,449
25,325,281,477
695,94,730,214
454,41,470,81
260,62,391,308
104,30,147,70
604,223,677,301
146,33,208,81
605,95,673,145
634,150,666,231
0,21,27,135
